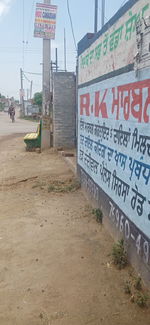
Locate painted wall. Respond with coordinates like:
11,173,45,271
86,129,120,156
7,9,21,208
77,0,150,285
78,0,150,85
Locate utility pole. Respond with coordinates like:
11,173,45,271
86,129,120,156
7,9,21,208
20,68,24,117
27,89,29,101
94,0,98,33
55,48,58,72
101,0,105,28
64,28,67,71
30,81,33,100
41,0,51,149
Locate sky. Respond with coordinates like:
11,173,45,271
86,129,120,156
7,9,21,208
0,0,127,99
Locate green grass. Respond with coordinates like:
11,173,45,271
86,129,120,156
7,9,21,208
92,208,103,224
135,292,149,308
124,280,132,294
134,276,142,291
111,239,128,269
48,179,80,193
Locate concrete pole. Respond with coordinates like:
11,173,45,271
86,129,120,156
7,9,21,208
101,0,105,28
20,68,25,117
41,0,51,150
30,81,33,100
64,28,67,71
94,0,98,33
55,48,58,72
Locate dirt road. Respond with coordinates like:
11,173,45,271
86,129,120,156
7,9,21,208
0,110,37,138
0,135,149,325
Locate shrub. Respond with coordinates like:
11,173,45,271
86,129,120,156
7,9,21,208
111,239,128,269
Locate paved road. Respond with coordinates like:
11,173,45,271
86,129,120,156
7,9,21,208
0,109,38,139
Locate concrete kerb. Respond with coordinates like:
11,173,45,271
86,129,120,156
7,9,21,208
58,150,77,175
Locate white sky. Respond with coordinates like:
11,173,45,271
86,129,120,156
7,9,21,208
0,0,127,99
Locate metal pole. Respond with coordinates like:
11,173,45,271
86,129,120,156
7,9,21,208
64,28,67,71
101,0,105,28
41,0,51,149
94,0,98,33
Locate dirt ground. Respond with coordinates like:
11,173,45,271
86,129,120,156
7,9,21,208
0,135,150,325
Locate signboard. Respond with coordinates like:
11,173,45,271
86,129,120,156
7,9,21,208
34,3,57,40
78,0,150,85
78,69,150,262
42,116,50,130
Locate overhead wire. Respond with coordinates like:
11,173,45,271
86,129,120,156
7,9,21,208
98,3,109,26
98,0,128,29
26,0,35,44
24,71,42,76
120,0,128,8
23,72,32,83
22,0,25,68
66,0,77,52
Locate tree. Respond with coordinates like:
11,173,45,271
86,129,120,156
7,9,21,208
33,92,42,107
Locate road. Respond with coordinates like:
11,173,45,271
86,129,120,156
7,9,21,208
0,109,37,138
0,116,149,324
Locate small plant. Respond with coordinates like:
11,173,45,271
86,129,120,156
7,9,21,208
48,179,80,193
48,184,55,192
124,280,131,295
67,180,80,192
130,295,135,303
32,181,45,190
134,276,142,291
111,239,128,269
135,292,148,308
92,208,103,224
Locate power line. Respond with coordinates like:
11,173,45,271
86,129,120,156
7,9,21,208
98,3,108,25
26,0,35,44
66,0,77,51
98,0,127,28
23,72,32,83
22,0,25,68
120,0,128,8
24,71,42,76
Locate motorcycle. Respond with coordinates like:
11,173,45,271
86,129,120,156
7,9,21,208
10,111,15,123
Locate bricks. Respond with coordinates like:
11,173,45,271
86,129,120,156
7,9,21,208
53,72,76,149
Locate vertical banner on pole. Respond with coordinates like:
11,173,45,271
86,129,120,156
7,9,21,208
34,3,57,40
34,1,57,149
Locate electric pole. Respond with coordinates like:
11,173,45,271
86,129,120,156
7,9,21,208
64,28,67,71
101,0,105,28
20,68,25,117
41,0,51,149
55,48,58,72
27,89,29,101
94,0,98,33
30,81,33,100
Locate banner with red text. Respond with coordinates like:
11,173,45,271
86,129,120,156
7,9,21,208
34,3,57,39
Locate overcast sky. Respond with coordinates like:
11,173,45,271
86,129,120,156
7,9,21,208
0,0,127,99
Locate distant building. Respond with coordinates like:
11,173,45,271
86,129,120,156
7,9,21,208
24,100,40,116
0,97,10,112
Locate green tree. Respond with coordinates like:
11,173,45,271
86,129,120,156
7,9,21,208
33,92,42,107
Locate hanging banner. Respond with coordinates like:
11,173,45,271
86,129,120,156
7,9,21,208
34,3,57,40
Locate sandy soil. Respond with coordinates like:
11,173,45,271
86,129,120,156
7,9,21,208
0,111,37,138
0,136,149,325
